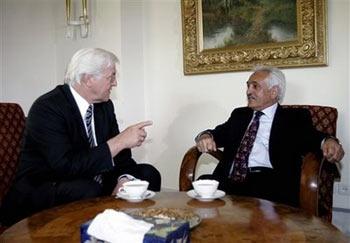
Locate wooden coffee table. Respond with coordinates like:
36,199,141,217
0,192,348,242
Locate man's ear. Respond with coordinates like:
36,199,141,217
81,73,93,87
270,85,279,99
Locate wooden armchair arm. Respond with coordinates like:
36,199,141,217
179,146,223,191
299,153,321,217
300,152,341,222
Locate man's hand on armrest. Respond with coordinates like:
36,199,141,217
321,137,344,163
195,132,217,153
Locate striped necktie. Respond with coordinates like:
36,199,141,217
85,105,102,184
85,105,94,147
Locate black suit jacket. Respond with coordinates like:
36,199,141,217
208,105,326,205
14,84,136,193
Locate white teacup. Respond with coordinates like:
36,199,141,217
192,179,219,198
119,180,149,198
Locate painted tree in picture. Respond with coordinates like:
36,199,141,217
202,0,297,49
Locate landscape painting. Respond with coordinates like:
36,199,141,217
202,0,297,50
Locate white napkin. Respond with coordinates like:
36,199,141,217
87,209,154,243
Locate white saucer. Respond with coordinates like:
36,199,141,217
187,189,225,202
116,190,155,203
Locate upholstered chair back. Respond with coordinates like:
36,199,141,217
284,105,337,135
0,103,25,205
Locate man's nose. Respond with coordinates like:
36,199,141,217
246,88,252,95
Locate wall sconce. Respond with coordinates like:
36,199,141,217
66,0,89,38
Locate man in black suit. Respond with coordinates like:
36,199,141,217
0,48,161,226
196,66,344,207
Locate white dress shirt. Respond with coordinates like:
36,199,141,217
248,103,278,168
69,86,97,146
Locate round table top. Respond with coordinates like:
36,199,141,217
1,191,348,242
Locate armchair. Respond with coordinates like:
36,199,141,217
179,105,340,222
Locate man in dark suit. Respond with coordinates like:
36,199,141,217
0,48,161,226
196,66,344,207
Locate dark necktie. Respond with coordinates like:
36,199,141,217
85,105,94,147
229,111,263,183
85,105,102,184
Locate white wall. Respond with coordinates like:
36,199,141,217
0,0,3,99
1,0,349,208
0,0,122,112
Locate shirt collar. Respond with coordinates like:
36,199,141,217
69,85,92,119
260,103,278,120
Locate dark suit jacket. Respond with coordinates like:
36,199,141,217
14,84,136,194
208,105,326,206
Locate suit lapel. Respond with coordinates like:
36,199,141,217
269,104,283,166
229,108,253,155
93,105,104,145
61,84,90,142
243,109,254,126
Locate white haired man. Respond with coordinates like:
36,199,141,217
196,66,344,207
0,48,161,226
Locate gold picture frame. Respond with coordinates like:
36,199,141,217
181,0,328,75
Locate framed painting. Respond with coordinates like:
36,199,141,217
181,0,328,75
